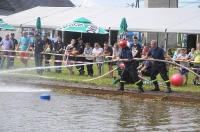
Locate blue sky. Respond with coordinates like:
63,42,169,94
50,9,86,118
70,0,200,8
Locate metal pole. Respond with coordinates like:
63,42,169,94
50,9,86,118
164,28,170,77
164,29,168,52
156,33,159,45
108,27,111,45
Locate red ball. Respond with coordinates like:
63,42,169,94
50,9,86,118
119,63,125,69
170,74,184,87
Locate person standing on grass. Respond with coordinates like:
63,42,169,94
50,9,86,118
117,39,144,93
112,43,121,59
0,33,13,69
188,48,195,67
16,31,31,68
10,33,18,68
53,36,64,74
144,40,175,93
83,42,94,77
75,37,85,76
112,42,121,67
32,34,45,75
103,42,113,78
173,48,181,60
177,49,189,85
43,35,52,72
130,37,142,68
189,43,200,86
92,42,103,76
65,39,76,75
188,48,195,59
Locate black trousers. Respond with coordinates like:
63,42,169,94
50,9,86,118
150,63,170,88
76,57,85,75
54,55,62,73
120,64,143,87
133,60,139,68
86,59,93,76
34,53,43,74
45,54,51,71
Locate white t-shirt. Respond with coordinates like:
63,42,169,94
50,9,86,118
112,48,121,58
92,47,103,62
177,54,189,67
84,47,93,60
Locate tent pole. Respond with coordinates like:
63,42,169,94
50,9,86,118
62,31,65,47
164,28,169,77
164,29,168,52
108,27,111,45
156,33,159,44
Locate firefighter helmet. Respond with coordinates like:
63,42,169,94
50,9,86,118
118,39,127,49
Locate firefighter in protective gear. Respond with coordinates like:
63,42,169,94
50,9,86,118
118,40,144,93
145,40,175,93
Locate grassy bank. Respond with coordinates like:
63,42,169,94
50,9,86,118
1,57,200,93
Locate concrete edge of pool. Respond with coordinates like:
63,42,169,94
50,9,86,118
35,83,200,104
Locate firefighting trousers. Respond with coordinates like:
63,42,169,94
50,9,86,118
120,65,143,87
150,63,170,88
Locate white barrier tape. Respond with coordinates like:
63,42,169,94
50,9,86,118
0,54,118,64
0,61,113,74
0,49,114,58
0,54,34,59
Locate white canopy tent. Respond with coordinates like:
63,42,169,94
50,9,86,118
167,14,200,34
3,6,200,34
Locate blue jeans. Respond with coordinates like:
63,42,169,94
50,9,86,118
0,51,11,69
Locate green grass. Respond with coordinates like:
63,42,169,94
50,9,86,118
1,56,200,94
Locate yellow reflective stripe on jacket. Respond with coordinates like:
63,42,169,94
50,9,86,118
120,80,126,83
152,79,157,82
135,80,141,85
164,80,170,83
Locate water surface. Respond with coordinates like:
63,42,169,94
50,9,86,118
0,82,200,131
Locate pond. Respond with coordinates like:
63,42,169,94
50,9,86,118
0,81,200,131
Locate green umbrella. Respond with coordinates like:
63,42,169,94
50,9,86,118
118,17,128,40
0,18,15,31
35,17,41,35
59,17,108,34
36,17,41,29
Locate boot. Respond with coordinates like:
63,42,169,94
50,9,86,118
138,87,144,93
151,87,160,91
151,81,160,91
80,70,85,76
118,83,124,91
137,81,144,93
165,88,172,93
